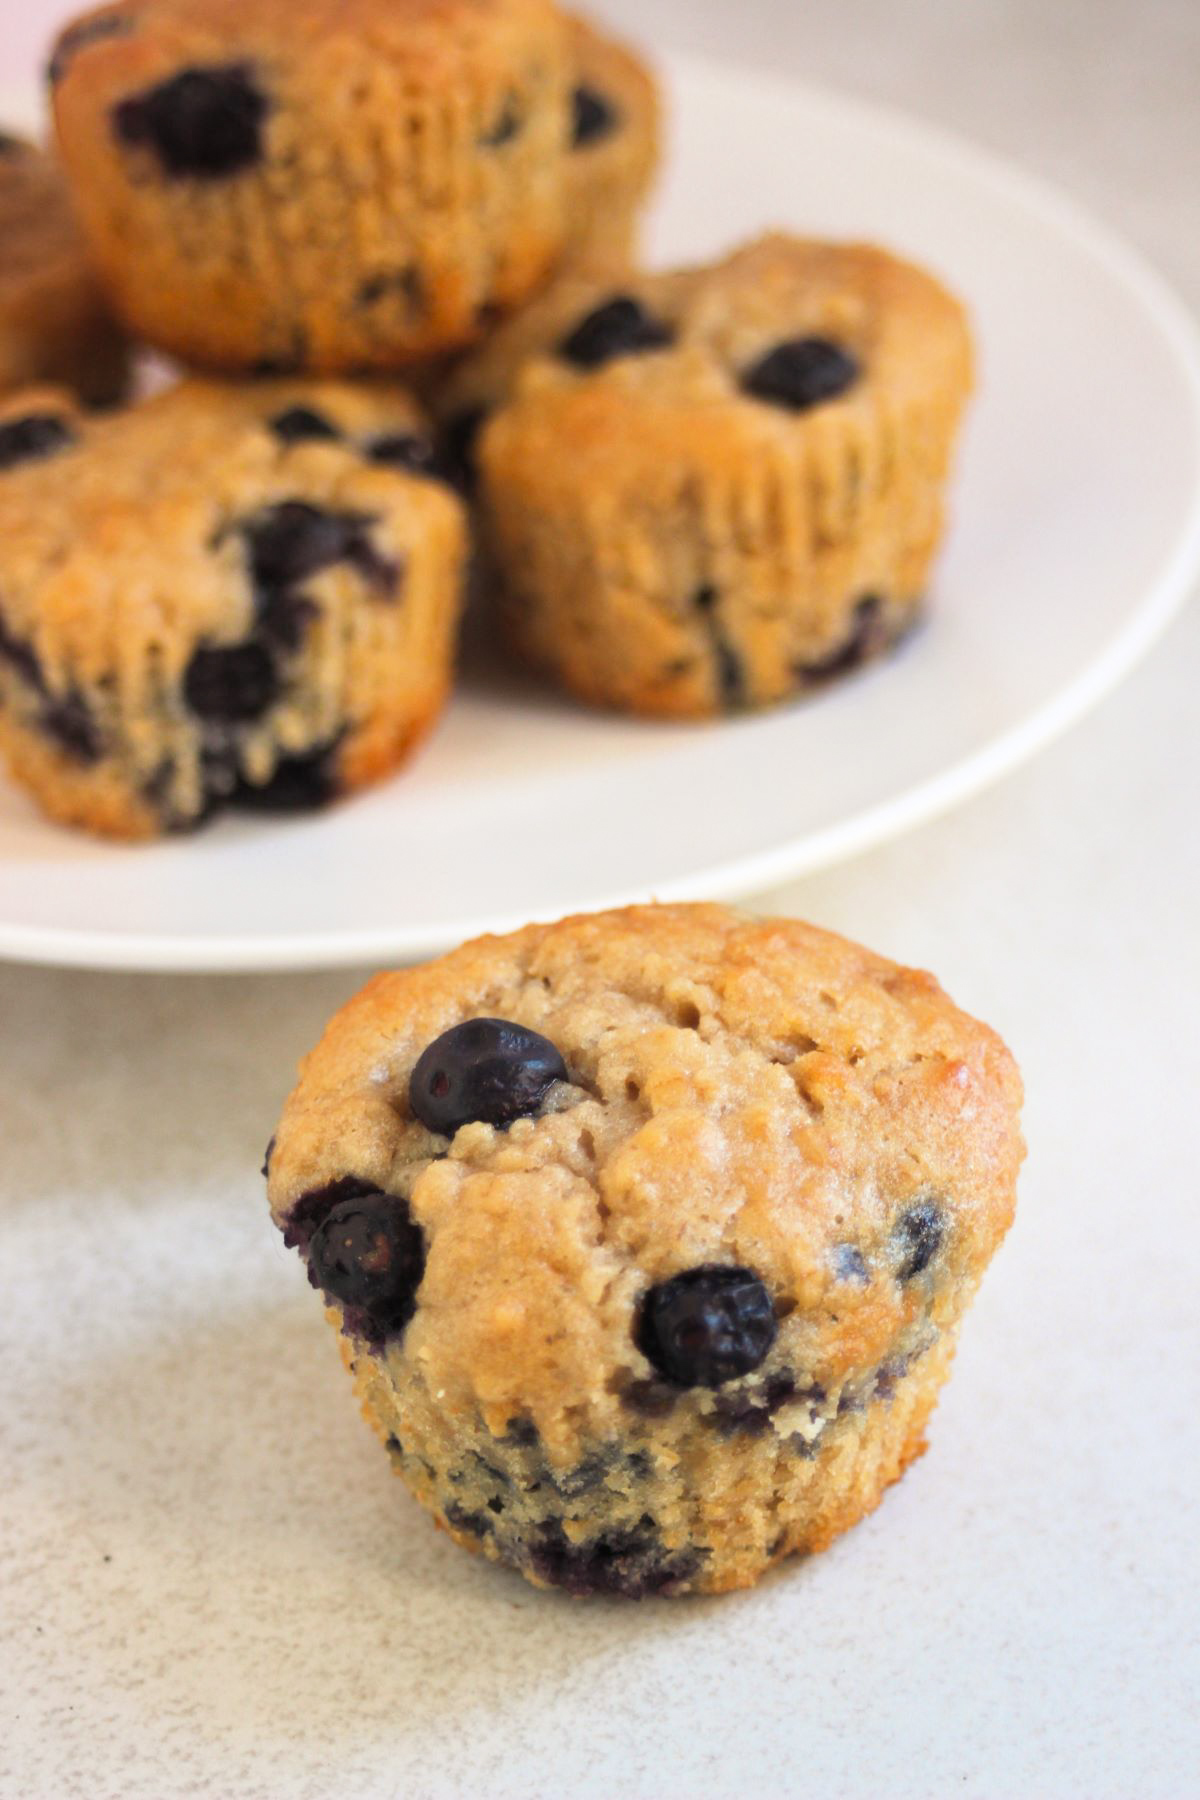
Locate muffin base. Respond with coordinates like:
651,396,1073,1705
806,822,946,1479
348,1323,958,1597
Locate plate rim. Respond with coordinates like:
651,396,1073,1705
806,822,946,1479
2,50,1199,973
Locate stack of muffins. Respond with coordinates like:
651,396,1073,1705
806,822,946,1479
0,0,973,837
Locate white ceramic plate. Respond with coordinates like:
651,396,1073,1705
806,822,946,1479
2,55,1199,971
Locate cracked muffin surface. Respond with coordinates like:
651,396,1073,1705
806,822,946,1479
0,377,467,837
267,902,1023,1597
50,0,572,370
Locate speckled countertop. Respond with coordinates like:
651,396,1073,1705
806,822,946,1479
2,3,1198,1796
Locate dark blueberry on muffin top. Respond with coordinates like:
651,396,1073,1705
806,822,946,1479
637,1266,778,1388
410,1018,568,1136
741,337,861,412
560,296,675,369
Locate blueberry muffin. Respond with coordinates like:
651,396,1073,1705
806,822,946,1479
266,903,1023,1598
563,13,660,268
0,378,467,838
49,0,573,372
0,131,127,405
458,234,972,715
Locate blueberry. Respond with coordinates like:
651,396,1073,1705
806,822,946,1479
559,296,675,369
619,1378,678,1420
254,590,318,654
243,501,366,590
709,1370,800,1437
551,1456,611,1499
0,133,25,158
243,500,399,601
282,1174,378,1253
41,692,101,763
269,407,342,446
894,1200,944,1280
800,596,889,682
441,408,487,487
636,1265,777,1388
479,95,521,148
741,337,860,412
530,1520,701,1598
307,1192,426,1341
47,15,135,86
833,1244,870,1285
410,1018,568,1137
693,586,745,710
571,84,618,148
444,1503,493,1540
873,1355,910,1401
366,434,442,479
113,65,267,179
0,613,46,690
0,414,76,472
183,642,279,723
232,742,340,812
261,1136,275,1180
357,266,422,307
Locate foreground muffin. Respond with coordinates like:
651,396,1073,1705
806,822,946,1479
0,131,126,404
266,903,1023,1598
50,0,572,372
563,13,661,268
460,233,972,715
0,379,466,837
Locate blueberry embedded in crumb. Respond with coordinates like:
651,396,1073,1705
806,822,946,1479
800,596,890,683
113,65,268,180
715,640,744,709
0,133,26,158
893,1200,944,1280
478,95,522,148
269,406,342,446
356,268,423,311
559,296,675,370
282,1174,378,1253
873,1355,911,1402
41,691,102,764
551,1456,611,1499
741,337,861,412
692,586,745,711
571,84,619,148
232,741,340,813
366,433,443,480
529,1520,701,1598
254,589,318,655
242,500,399,602
440,408,488,490
244,501,366,589
307,1191,427,1342
0,414,76,473
183,641,279,723
619,1378,678,1420
261,1136,275,1180
0,613,46,691
636,1265,778,1389
833,1244,870,1285
409,1018,569,1137
444,1503,493,1540
709,1371,800,1437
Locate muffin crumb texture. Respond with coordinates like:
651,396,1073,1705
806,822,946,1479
267,903,1023,1597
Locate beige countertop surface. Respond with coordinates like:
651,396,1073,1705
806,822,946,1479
1,4,1197,1796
